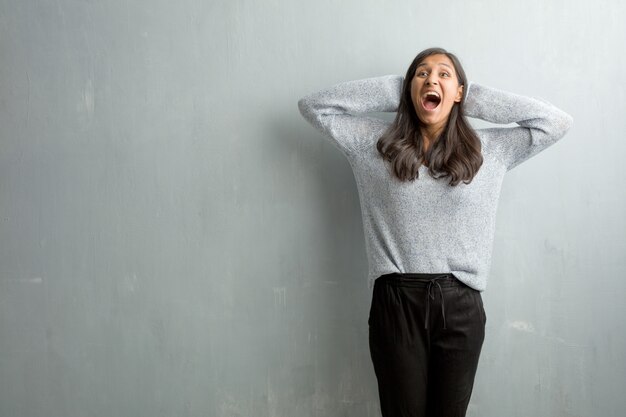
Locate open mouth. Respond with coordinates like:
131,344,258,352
421,94,441,111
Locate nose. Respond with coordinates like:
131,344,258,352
425,76,438,86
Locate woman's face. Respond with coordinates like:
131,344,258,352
410,54,464,131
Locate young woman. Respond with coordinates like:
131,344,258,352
297,47,573,417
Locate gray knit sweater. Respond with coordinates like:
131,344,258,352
297,75,573,291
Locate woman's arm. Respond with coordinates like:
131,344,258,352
297,74,404,156
463,81,574,171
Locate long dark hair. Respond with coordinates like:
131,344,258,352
376,47,482,186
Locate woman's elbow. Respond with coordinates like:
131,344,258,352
297,97,309,116
298,96,321,121
557,110,574,137
545,108,574,141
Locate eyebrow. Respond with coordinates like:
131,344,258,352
417,62,454,70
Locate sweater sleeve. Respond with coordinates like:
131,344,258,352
297,74,404,156
463,81,574,172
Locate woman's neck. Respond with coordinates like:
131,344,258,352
421,125,444,145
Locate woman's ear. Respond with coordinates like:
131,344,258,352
455,84,464,102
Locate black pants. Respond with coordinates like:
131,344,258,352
368,272,486,417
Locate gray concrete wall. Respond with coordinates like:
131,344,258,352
1,0,624,416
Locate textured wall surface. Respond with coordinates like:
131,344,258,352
1,0,624,416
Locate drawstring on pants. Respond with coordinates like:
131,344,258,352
425,275,448,330
376,272,456,331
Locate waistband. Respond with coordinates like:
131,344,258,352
376,272,460,288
